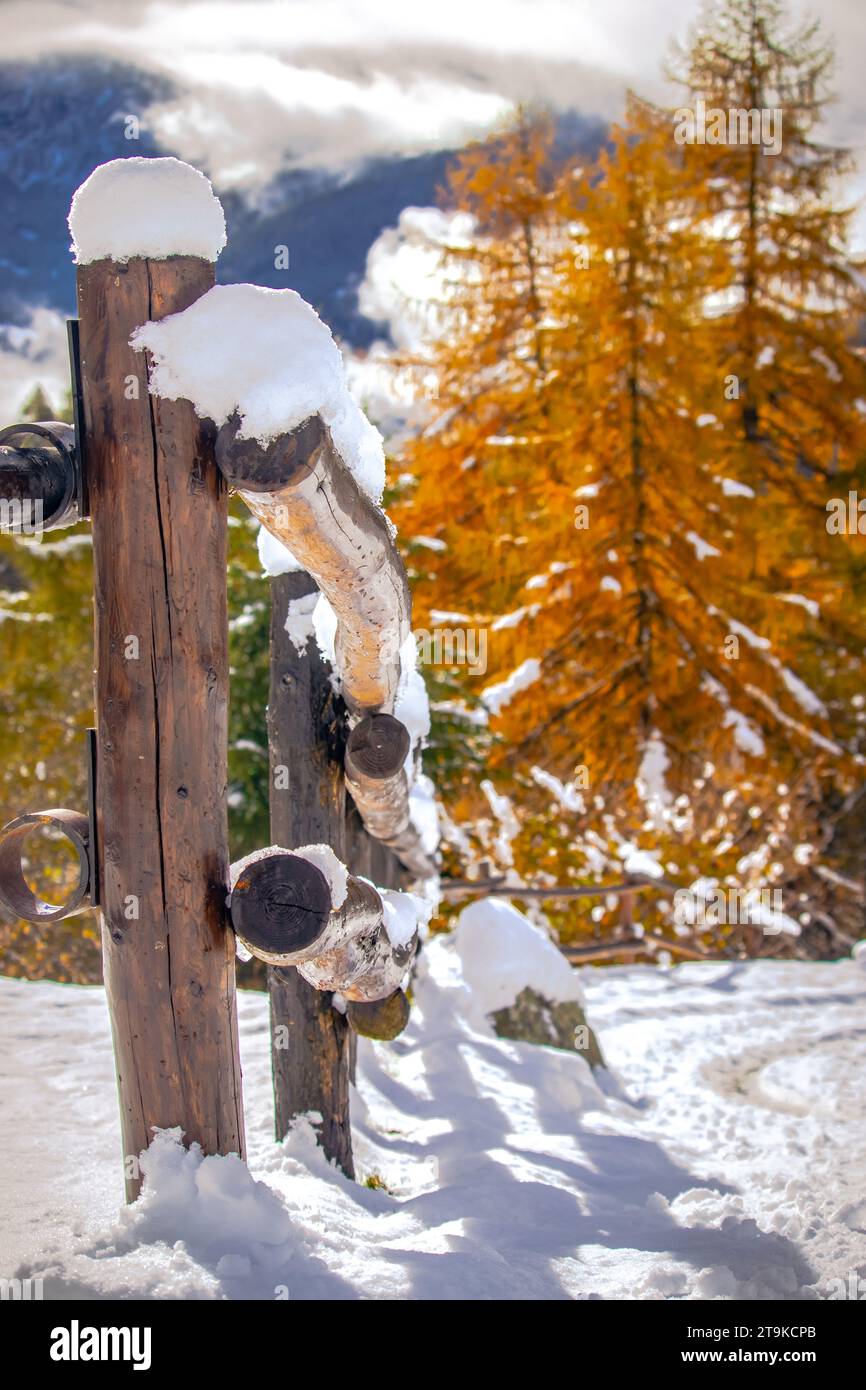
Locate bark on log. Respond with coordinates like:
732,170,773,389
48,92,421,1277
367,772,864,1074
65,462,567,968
267,570,354,1175
230,849,417,1002
218,417,410,717
232,855,380,966
346,990,411,1041
344,714,437,879
78,255,244,1200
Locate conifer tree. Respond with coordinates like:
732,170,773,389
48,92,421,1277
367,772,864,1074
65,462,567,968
396,68,866,949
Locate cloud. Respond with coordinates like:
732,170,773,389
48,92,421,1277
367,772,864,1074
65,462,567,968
0,0,700,188
1,0,863,219
0,308,71,422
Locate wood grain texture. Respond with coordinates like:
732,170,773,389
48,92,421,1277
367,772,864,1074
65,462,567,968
347,989,411,1041
344,715,436,879
78,255,245,1201
226,422,411,716
267,570,354,1176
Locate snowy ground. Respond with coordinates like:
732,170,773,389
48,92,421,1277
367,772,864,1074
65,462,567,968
1,933,864,1300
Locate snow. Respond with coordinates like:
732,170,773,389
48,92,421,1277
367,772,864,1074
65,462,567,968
230,843,348,910
492,603,540,631
408,774,440,856
637,733,673,826
619,844,665,880
412,535,447,552
454,897,585,1017
723,707,767,757
480,780,520,867
131,284,387,503
777,593,820,620
284,590,318,654
69,157,226,265
724,616,771,650
481,657,542,716
292,844,349,910
394,633,431,754
258,525,301,577
778,665,826,718
4,947,866,1300
744,682,843,758
720,478,756,499
380,889,421,948
312,592,338,667
531,765,585,814
685,531,721,561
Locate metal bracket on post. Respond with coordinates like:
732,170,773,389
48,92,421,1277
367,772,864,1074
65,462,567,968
86,727,100,908
66,318,90,520
0,731,100,923
0,320,89,537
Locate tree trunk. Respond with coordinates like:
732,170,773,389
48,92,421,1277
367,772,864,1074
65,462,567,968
78,255,245,1201
267,570,354,1176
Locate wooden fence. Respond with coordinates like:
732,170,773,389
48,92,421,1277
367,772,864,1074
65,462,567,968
0,217,434,1197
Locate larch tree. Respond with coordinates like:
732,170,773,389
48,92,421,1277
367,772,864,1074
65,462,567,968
668,0,866,945
394,111,567,841
396,64,866,950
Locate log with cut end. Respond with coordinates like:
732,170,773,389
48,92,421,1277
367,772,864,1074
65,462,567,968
216,415,410,717
344,714,437,879
230,848,418,1000
346,990,411,1041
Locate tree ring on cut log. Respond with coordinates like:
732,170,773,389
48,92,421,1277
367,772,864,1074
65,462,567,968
346,714,411,782
0,809,91,923
230,853,332,963
215,412,325,493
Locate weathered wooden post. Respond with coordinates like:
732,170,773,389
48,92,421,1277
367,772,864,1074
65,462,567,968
266,568,355,1174
72,160,245,1198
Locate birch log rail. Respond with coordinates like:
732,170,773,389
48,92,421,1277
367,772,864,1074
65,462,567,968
230,848,418,1010
345,715,435,878
216,415,438,878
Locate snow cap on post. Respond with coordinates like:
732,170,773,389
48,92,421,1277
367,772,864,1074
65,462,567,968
129,283,386,503
68,156,226,265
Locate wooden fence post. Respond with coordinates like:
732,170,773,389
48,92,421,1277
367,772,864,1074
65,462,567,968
267,570,354,1175
77,254,245,1199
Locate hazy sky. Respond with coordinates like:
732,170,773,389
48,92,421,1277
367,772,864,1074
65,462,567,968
0,1,863,418
2,0,863,208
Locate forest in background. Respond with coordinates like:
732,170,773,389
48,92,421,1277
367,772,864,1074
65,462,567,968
1,0,865,980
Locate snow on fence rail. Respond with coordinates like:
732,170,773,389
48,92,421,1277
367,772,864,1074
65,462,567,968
230,846,418,1030
131,276,437,880
215,413,437,879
